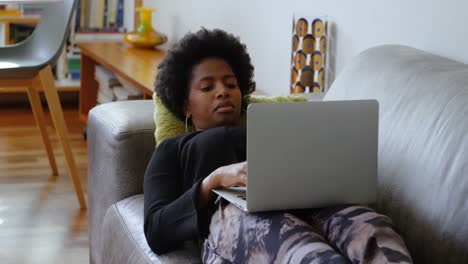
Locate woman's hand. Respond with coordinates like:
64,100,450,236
198,161,247,208
212,161,248,188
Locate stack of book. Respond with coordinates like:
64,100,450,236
113,86,143,101
95,66,120,104
114,75,143,101
95,66,143,104
66,47,81,80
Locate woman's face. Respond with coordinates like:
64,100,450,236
184,57,242,131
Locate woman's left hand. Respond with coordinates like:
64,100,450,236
210,161,248,188
198,161,247,208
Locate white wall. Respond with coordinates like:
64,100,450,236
144,0,468,96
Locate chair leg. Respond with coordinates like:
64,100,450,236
36,65,87,209
26,82,58,176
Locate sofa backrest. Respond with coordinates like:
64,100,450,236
324,45,468,264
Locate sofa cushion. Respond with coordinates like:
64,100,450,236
100,195,201,264
324,45,468,264
153,93,307,145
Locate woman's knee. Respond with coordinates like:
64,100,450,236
184,126,246,161
209,202,244,240
189,126,230,149
327,206,393,228
204,203,245,262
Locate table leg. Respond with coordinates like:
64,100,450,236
79,53,98,123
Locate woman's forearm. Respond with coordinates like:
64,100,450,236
198,173,219,208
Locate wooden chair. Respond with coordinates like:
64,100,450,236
0,0,86,209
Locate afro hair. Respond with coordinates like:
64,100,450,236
154,28,256,121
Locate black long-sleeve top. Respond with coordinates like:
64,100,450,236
143,127,246,255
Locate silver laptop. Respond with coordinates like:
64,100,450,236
212,100,379,212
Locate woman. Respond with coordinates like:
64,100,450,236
144,28,412,263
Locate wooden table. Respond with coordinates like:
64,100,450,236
78,42,166,123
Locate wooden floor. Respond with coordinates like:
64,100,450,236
0,106,88,264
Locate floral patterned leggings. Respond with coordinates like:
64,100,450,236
202,201,413,264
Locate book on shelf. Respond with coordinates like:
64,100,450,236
115,0,124,28
106,0,118,28
56,45,67,80
67,53,81,81
77,0,125,33
91,0,105,28
68,47,81,56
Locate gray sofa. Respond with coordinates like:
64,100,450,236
88,45,468,264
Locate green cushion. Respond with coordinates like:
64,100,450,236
153,93,307,145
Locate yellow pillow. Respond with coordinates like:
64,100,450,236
153,93,307,145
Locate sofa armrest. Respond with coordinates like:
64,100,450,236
87,100,156,264
100,195,200,264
